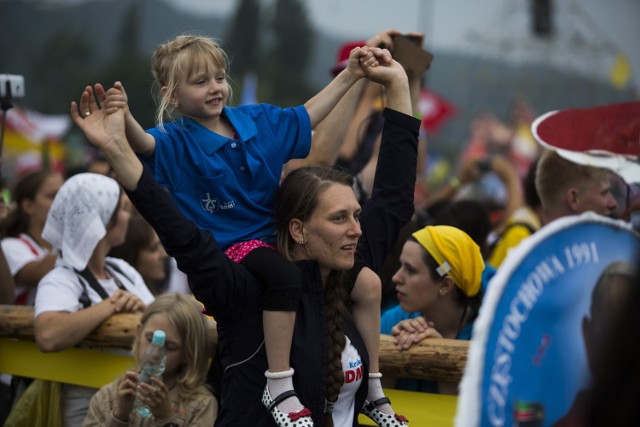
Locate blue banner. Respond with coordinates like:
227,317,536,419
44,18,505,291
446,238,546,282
457,212,640,427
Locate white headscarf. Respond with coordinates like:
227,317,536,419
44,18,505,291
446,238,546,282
43,173,121,271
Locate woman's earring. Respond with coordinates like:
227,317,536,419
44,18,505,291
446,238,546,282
298,239,306,245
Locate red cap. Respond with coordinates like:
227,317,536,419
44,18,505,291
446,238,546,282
330,40,366,76
532,101,640,157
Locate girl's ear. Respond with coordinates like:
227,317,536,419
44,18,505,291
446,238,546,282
439,276,456,296
21,198,35,216
289,219,305,244
160,86,177,106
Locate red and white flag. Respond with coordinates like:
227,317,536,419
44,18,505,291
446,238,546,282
418,88,457,135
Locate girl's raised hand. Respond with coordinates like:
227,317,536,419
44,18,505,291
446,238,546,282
70,83,126,153
104,81,129,115
359,47,405,86
344,45,381,80
71,83,144,191
113,370,139,421
136,376,173,421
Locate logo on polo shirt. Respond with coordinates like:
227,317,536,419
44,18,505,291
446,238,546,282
200,192,235,213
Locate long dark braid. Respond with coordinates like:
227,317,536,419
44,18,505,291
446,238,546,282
274,166,356,426
323,269,349,426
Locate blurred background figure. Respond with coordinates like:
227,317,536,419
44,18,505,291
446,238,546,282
486,156,543,268
587,261,640,427
0,246,16,425
0,170,64,306
553,261,635,426
86,156,113,176
0,247,15,304
109,213,169,295
0,171,64,419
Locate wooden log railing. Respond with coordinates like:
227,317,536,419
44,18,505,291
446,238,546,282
0,304,469,382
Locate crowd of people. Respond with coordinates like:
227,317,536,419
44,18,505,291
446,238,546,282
0,26,638,427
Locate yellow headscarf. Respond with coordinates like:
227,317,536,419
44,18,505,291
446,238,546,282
412,225,484,297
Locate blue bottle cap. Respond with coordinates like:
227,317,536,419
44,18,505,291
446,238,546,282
151,330,166,345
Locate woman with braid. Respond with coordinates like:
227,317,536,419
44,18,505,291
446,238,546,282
71,46,416,426
103,34,395,426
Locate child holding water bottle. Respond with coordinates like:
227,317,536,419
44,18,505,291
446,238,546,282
83,293,217,426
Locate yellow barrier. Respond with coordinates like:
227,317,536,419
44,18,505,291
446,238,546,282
0,338,133,388
358,389,457,426
0,337,458,426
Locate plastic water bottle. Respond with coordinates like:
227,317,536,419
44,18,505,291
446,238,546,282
134,330,167,418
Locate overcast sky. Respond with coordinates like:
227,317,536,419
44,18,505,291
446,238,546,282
44,0,640,91
158,0,640,91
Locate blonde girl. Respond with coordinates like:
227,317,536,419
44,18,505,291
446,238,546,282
83,293,217,426
101,33,388,426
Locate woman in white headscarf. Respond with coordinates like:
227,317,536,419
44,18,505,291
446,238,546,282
33,173,155,427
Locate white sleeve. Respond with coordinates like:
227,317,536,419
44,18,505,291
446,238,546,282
1,237,40,276
106,257,155,305
34,268,85,318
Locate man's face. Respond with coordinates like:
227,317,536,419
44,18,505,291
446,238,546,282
575,174,618,217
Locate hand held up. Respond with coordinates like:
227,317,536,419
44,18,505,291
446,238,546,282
113,370,139,422
134,330,167,418
359,47,406,87
70,83,143,190
104,81,129,115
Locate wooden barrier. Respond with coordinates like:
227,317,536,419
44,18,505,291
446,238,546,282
0,304,463,426
0,304,469,382
0,337,458,426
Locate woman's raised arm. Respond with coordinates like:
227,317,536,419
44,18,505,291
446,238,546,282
356,55,420,271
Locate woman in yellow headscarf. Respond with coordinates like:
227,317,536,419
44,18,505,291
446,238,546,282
380,225,486,394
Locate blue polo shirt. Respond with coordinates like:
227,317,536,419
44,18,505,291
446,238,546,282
143,104,311,250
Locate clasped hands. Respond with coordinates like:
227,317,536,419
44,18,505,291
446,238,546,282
391,315,443,351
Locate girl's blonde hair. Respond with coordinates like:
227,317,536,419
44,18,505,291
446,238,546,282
151,34,232,129
133,293,211,400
